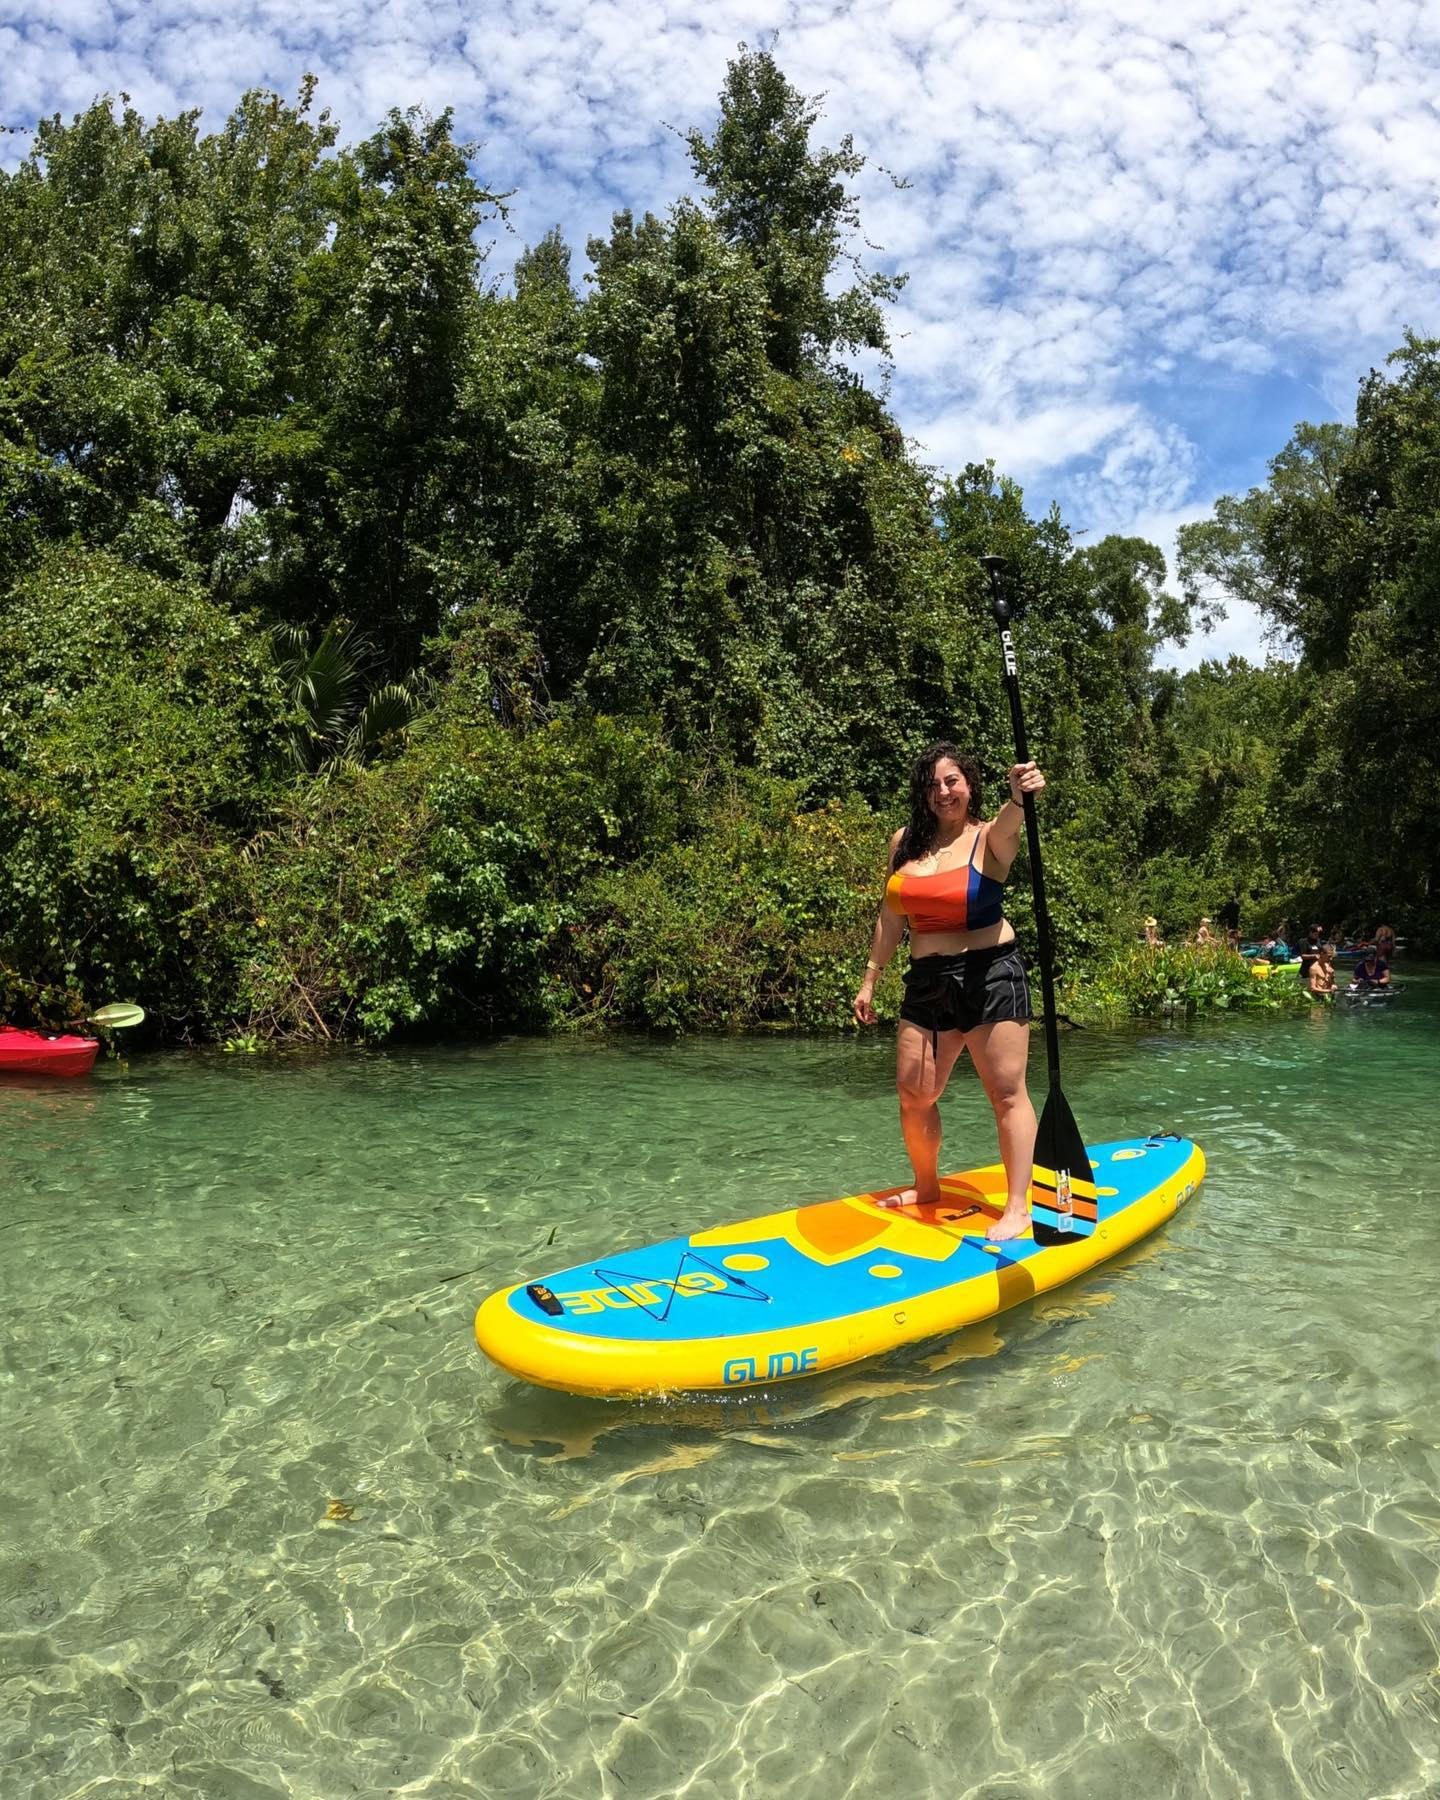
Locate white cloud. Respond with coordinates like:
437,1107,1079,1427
913,399,1139,482
4,0,1439,559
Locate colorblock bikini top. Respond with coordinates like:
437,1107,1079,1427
885,826,1005,936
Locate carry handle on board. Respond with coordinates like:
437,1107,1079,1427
979,556,1095,1244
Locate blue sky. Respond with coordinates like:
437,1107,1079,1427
5,0,1439,666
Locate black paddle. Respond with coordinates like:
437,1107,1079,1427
980,555,1097,1245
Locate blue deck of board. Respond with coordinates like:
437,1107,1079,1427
505,1137,1195,1343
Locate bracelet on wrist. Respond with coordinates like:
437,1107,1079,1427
865,959,884,975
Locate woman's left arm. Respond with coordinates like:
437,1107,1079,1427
984,762,1045,878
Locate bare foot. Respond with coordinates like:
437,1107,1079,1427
986,1202,1031,1242
877,1186,940,1211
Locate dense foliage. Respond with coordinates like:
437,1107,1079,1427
1177,336,1440,941
0,547,289,1029
0,55,1430,1042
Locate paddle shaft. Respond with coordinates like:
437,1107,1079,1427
982,566,1062,1091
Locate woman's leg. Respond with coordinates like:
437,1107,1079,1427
963,1019,1037,1241
893,1021,969,1205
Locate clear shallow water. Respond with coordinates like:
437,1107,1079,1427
3,978,1440,1800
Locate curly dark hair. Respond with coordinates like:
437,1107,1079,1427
893,742,983,870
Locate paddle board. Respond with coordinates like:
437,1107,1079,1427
474,1134,1205,1396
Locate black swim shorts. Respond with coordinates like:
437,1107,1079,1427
899,944,1032,1038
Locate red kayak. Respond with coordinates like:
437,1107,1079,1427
0,1027,100,1077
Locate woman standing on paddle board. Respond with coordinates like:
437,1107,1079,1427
853,744,1045,1243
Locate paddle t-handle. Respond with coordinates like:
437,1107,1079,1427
980,554,1013,625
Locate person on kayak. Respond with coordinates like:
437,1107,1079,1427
1307,943,1337,997
853,743,1044,1242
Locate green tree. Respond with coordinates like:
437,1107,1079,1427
236,107,509,668
0,82,340,587
538,53,938,800
1177,420,1357,669
0,88,511,675
1177,335,1440,931
514,225,573,297
1138,656,1314,934
686,46,904,374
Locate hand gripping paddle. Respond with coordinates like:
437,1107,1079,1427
979,556,1096,1245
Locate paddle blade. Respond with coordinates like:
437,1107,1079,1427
87,1003,146,1029
1030,1086,1098,1244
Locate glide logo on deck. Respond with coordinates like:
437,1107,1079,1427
723,1347,819,1385
553,1270,729,1315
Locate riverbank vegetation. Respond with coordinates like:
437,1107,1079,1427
1066,944,1312,1024
1,54,1432,1041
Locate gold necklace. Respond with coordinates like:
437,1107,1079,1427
924,829,974,871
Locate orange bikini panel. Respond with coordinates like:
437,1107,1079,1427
885,867,973,935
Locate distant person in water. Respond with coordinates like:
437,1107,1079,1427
1299,922,1326,977
854,742,1045,1243
1308,943,1337,997
1352,945,1391,988
1194,916,1214,948
1375,924,1396,960
1143,916,1162,948
1226,927,1242,952
1217,892,1241,935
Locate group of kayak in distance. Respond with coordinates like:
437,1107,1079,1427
1140,913,1400,1001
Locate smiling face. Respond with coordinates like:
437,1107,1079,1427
926,757,972,824
906,743,982,850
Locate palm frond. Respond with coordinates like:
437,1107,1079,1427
271,622,423,772
345,683,421,761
